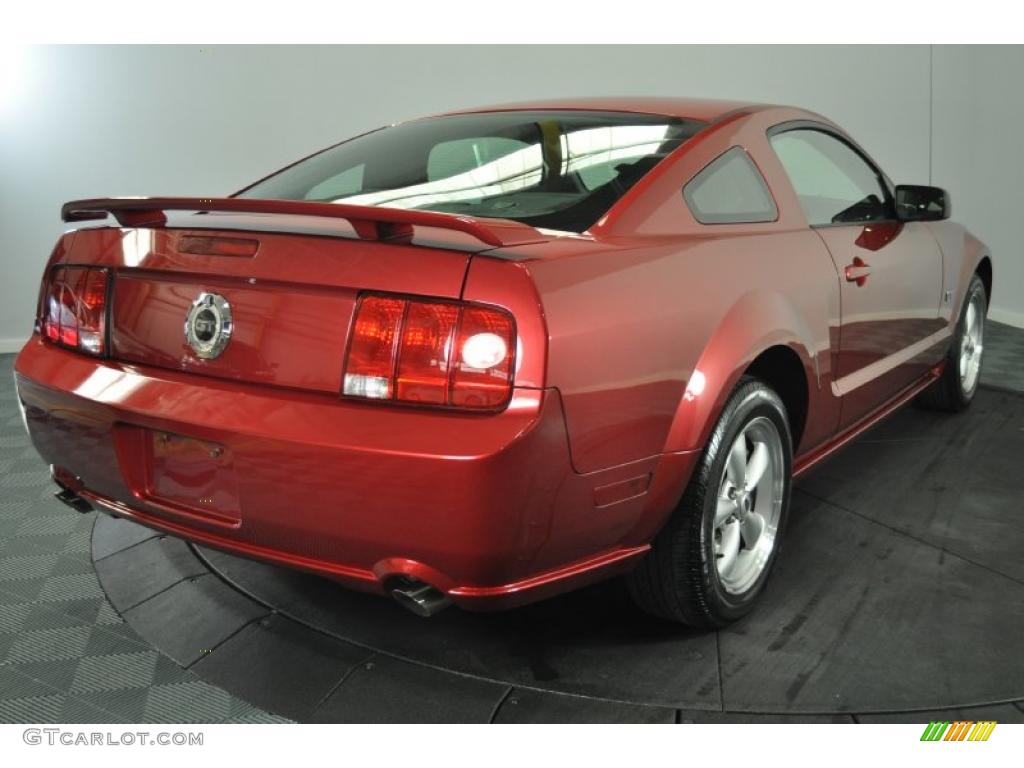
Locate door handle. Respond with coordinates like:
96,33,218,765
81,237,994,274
844,257,872,286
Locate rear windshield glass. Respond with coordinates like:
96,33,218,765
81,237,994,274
238,111,706,233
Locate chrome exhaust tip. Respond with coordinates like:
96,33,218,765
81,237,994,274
390,580,452,618
54,486,93,514
50,466,93,514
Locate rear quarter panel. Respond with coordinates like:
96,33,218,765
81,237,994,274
517,106,845,474
526,231,840,473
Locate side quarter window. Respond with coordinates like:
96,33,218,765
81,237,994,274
769,129,893,226
682,147,778,224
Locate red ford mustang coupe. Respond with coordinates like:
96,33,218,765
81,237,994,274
14,98,991,627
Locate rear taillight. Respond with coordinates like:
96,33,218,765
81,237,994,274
343,294,515,410
42,266,109,356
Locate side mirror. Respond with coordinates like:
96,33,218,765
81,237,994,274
895,184,950,222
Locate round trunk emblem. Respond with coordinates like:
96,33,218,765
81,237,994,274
185,292,232,359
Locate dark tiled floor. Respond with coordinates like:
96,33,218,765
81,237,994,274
0,354,287,723
311,656,510,724
981,320,1024,392
190,613,370,722
122,573,268,667
2,318,1023,723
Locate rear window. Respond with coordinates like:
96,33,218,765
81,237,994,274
238,111,706,233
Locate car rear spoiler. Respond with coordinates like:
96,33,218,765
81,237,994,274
60,197,547,248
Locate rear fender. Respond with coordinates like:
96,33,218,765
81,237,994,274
662,290,819,454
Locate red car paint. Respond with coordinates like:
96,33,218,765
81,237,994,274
14,98,991,610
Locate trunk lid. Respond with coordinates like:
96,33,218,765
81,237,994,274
66,219,477,393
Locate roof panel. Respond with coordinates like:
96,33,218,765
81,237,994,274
441,96,766,123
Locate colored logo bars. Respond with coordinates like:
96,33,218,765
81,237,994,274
920,721,997,741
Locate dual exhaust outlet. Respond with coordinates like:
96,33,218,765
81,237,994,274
55,486,94,514
51,468,93,514
390,580,452,618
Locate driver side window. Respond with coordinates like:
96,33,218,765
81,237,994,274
770,129,892,226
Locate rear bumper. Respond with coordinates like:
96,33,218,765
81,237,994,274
15,337,692,609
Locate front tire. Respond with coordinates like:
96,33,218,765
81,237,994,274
917,274,987,412
627,377,792,628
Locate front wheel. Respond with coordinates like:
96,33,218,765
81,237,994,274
917,274,987,412
626,377,792,628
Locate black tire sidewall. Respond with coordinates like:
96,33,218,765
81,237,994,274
698,383,793,622
951,276,987,405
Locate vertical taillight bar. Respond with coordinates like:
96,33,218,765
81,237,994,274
41,266,110,357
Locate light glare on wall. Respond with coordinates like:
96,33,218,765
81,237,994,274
0,46,28,117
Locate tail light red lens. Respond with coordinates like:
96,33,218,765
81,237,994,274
396,301,461,404
451,306,515,408
42,266,109,356
343,296,405,399
343,294,516,410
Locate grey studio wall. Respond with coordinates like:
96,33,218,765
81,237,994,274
1,44,1021,351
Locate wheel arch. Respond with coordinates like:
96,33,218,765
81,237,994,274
744,345,809,450
662,290,820,456
975,255,993,306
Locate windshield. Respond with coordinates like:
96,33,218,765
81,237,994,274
238,111,705,233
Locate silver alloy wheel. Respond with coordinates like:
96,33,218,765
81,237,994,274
712,416,785,595
959,291,984,394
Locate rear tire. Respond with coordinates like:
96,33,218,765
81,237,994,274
917,274,986,412
626,377,792,628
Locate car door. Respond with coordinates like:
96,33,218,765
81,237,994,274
769,126,944,428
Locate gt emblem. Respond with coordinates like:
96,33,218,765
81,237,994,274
185,292,233,359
